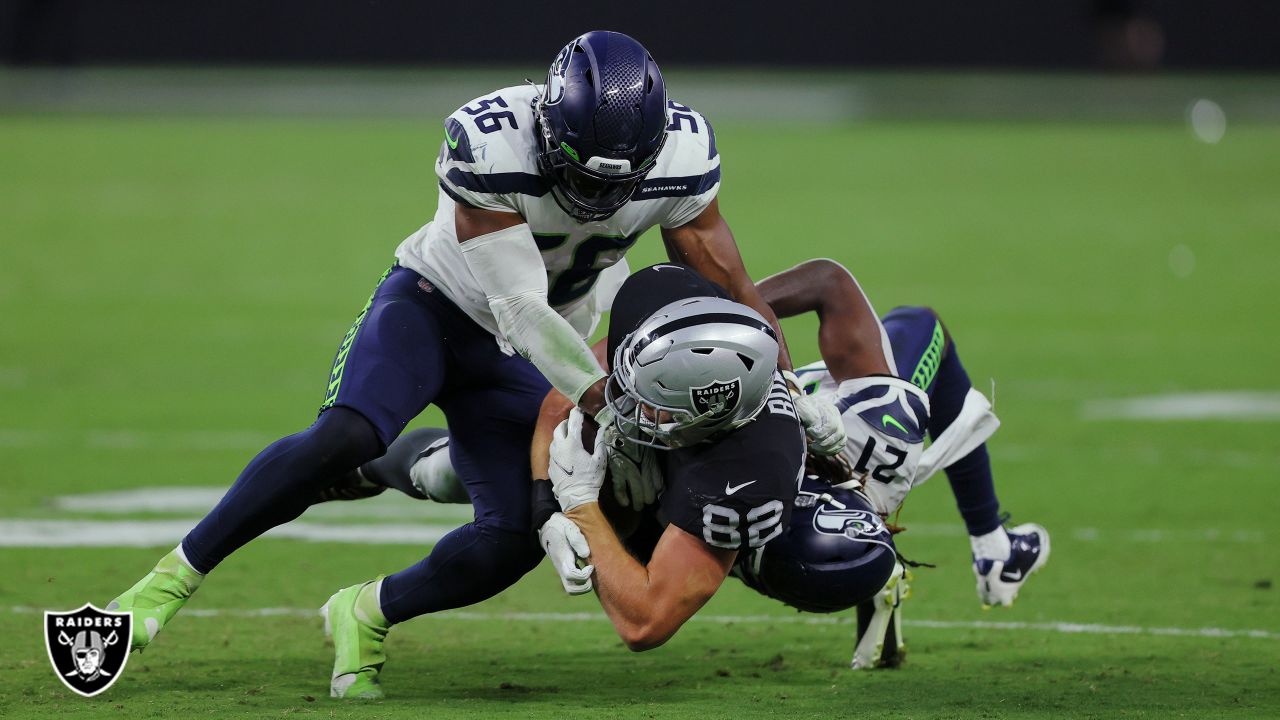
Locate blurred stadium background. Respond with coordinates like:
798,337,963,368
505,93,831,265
1,2,1277,718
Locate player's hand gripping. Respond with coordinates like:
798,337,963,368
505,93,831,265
783,370,847,456
537,512,594,595
604,424,663,508
548,408,608,512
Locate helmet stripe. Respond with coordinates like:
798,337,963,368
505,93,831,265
631,311,776,357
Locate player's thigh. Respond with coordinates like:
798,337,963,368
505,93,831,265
880,305,949,393
321,265,449,448
439,359,550,534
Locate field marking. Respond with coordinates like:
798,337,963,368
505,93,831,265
1081,391,1280,421
0,429,276,451
0,516,1265,547
6,606,1275,641
52,486,474,521
0,519,457,547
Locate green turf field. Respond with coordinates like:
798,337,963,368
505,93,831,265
2,92,1279,718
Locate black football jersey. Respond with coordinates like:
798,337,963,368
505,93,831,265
656,373,805,553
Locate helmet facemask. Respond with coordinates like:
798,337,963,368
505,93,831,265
534,101,665,223
604,297,780,450
605,348,760,450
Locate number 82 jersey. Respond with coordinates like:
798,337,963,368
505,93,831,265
656,373,806,553
396,84,722,342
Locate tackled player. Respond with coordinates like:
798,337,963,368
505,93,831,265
352,259,1050,671
105,30,845,701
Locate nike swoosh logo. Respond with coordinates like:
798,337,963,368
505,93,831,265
444,128,461,150
1002,568,1024,581
882,414,908,433
725,480,757,495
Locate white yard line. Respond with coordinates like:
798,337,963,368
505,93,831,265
0,519,458,547
0,429,277,451
1081,391,1280,421
0,516,1265,547
52,486,474,521
6,605,1275,640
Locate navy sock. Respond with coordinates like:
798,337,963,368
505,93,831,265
378,523,542,624
929,342,1003,537
182,407,383,574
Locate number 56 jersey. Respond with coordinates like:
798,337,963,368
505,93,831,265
395,84,722,342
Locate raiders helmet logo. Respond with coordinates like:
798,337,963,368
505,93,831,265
691,378,742,419
44,604,131,697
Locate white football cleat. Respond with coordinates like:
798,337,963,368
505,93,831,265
851,561,908,670
973,523,1050,608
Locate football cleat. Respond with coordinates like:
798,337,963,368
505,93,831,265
106,546,204,651
322,579,390,700
312,468,387,504
973,523,1050,608
851,561,908,670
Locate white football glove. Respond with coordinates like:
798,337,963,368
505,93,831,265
549,407,608,512
604,424,663,509
784,370,847,456
537,512,594,595
834,376,931,516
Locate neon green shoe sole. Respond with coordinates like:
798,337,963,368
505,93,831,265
106,547,204,652
322,579,390,700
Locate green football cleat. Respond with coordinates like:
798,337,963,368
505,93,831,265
106,546,204,651
322,579,391,700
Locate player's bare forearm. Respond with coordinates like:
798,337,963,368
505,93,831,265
662,199,793,371
531,342,609,477
758,259,891,382
566,503,734,651
532,391,574,481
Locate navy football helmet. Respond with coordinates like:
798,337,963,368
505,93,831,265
736,473,898,613
534,31,668,222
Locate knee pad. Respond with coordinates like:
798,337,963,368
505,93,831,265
311,406,384,471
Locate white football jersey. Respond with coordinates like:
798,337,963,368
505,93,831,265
797,357,999,514
396,84,721,341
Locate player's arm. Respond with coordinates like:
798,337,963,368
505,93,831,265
661,198,793,372
530,337,611,480
454,203,609,415
757,258,892,382
567,503,735,651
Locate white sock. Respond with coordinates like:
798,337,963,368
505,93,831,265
172,543,205,576
970,527,1011,561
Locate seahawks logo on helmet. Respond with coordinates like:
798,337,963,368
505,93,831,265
544,43,571,106
691,378,741,419
812,504,889,540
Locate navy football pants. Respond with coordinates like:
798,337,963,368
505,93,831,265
183,266,548,622
882,306,1002,536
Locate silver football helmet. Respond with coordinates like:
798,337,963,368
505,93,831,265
606,296,780,448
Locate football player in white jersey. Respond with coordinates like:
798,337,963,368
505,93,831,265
757,259,1050,589
105,30,843,697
